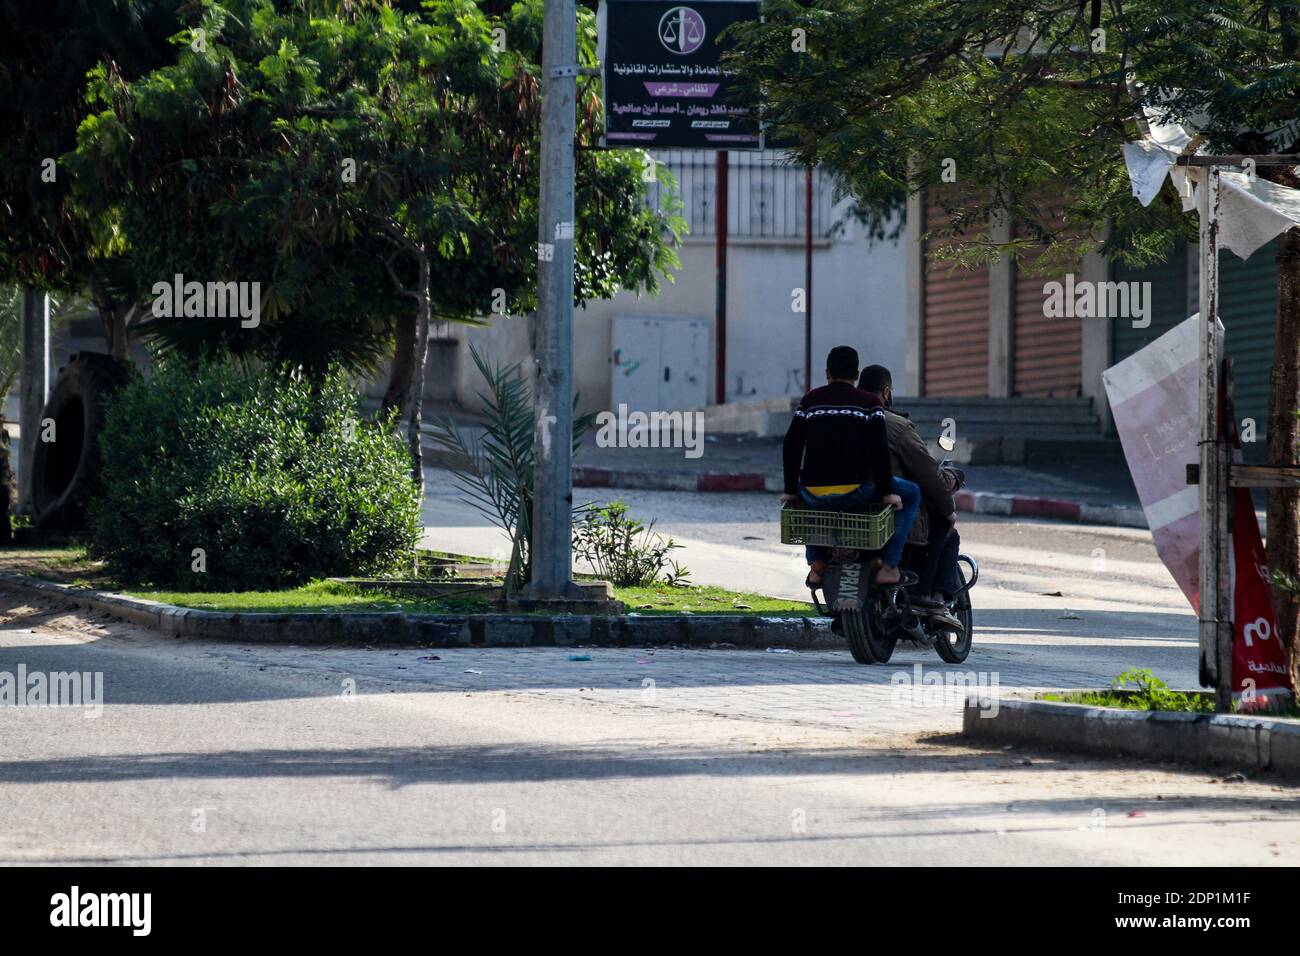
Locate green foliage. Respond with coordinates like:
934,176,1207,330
0,1,178,295
426,344,593,593
89,360,421,590
572,500,687,588
726,0,1300,269
65,0,682,373
1109,668,1202,712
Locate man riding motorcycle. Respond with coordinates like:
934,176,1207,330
858,363,962,630
780,346,921,587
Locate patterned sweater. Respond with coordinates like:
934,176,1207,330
782,381,892,496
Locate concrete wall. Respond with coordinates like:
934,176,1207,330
425,205,908,416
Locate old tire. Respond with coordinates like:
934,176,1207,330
30,352,131,530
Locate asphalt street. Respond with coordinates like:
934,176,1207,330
0,472,1294,865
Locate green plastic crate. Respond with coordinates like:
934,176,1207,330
780,504,894,550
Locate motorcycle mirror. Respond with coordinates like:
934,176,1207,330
937,435,956,452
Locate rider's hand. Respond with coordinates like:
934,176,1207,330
883,493,903,511
947,511,958,527
779,493,798,504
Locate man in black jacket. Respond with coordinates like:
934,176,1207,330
781,346,920,586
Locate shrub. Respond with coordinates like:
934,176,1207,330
572,500,687,587
89,360,421,591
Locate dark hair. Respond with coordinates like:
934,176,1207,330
858,364,893,393
826,345,859,381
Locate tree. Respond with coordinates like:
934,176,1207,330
0,0,179,356
68,0,684,490
728,0,1300,684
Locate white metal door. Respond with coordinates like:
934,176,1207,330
610,316,662,411
657,317,709,409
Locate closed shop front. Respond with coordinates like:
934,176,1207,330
1112,241,1275,446
1012,207,1082,397
1218,243,1276,441
922,202,989,396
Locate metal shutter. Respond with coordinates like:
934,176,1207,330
922,203,989,396
1112,243,1189,361
1012,205,1082,397
1219,242,1278,440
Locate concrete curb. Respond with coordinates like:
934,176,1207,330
571,465,1149,529
952,490,1147,529
0,571,835,649
963,696,1300,776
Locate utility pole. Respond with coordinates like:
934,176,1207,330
1195,165,1232,711
714,150,729,405
803,165,813,393
526,0,583,602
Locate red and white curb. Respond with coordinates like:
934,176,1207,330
572,466,1148,529
953,490,1147,529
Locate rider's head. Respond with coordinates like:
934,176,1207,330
858,364,893,406
826,346,859,384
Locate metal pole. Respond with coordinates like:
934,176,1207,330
1196,166,1232,710
526,0,581,601
803,165,813,393
18,288,42,515
714,149,728,405
42,293,50,402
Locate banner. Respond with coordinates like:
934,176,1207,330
1102,316,1210,611
599,0,761,149
1230,477,1293,705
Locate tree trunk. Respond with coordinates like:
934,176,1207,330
88,280,129,360
1270,232,1300,687
405,243,432,496
382,308,416,420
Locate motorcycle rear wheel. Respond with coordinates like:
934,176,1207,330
842,598,896,664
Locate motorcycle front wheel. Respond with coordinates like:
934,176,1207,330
933,563,974,664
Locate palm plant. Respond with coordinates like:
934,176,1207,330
427,345,593,594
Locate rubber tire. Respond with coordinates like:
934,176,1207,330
842,608,877,664
933,565,974,664
843,596,896,665
30,352,131,530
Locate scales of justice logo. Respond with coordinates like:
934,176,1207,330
658,6,706,55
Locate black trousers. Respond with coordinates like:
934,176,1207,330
907,506,960,598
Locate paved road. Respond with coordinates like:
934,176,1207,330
1,604,1297,865
0,473,1289,865
422,469,1201,693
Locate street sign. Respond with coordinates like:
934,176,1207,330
599,0,761,149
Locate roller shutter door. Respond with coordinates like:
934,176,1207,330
1012,204,1082,397
922,202,989,396
1219,242,1277,440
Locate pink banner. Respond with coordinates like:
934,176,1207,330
1102,317,1207,611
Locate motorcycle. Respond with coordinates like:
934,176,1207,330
780,435,979,665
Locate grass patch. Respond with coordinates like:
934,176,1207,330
0,545,112,587
0,546,813,617
123,580,490,615
1042,669,1300,718
1041,689,1216,713
614,583,814,615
